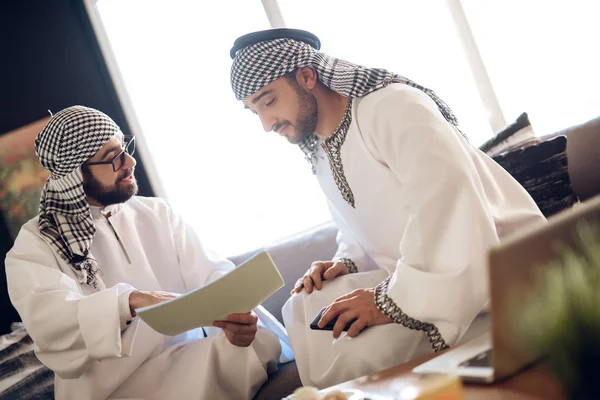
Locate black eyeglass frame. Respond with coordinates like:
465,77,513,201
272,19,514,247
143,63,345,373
86,135,136,172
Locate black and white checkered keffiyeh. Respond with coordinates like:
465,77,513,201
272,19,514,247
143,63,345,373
35,106,120,290
230,37,459,127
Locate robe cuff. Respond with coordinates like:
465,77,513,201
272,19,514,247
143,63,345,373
336,258,358,274
119,289,136,331
374,276,449,353
78,283,137,360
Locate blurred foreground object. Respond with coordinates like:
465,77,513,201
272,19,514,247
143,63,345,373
516,220,600,399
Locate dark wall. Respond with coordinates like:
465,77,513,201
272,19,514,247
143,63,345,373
0,1,154,333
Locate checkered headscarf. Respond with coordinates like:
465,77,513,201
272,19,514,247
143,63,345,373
35,106,120,290
230,37,459,127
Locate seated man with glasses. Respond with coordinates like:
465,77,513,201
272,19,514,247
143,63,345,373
4,106,292,400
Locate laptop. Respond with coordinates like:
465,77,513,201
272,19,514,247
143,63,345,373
413,195,600,383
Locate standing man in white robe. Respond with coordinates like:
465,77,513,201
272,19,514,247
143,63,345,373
228,28,546,388
4,106,293,400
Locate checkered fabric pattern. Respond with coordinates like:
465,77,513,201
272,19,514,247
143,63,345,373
230,38,459,127
35,106,119,289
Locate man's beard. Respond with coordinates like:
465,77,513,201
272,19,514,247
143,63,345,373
276,87,318,145
83,168,138,206
293,89,318,143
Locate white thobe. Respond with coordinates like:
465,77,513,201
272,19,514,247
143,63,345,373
282,83,546,388
5,197,293,400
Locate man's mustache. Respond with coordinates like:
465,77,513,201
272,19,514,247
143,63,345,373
118,168,135,183
273,121,292,133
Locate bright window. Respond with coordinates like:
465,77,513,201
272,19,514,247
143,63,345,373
461,0,600,134
92,0,598,257
279,0,493,145
96,1,330,256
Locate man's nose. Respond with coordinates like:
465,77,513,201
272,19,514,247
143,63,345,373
124,153,136,169
259,114,275,133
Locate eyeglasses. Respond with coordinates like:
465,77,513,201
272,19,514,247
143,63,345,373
86,136,136,172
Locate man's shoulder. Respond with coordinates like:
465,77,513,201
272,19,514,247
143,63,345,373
356,83,435,118
127,196,170,211
354,82,445,133
356,83,427,113
124,196,173,221
14,216,42,240
6,216,53,261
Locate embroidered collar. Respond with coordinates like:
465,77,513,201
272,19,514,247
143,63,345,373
297,98,356,208
298,134,320,174
321,98,356,208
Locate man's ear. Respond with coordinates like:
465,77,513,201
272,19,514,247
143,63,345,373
296,67,318,90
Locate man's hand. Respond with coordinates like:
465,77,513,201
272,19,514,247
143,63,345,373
291,261,349,295
213,312,258,347
318,288,392,339
129,290,179,315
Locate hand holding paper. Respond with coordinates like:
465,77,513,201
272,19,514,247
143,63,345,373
129,290,180,314
136,251,284,336
213,312,259,347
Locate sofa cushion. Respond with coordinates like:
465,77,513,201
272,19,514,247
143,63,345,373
479,112,540,157
542,115,600,201
491,136,578,217
229,223,339,324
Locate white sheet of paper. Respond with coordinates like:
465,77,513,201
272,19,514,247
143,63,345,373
136,250,284,336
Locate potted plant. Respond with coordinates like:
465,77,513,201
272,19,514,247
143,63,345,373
516,220,600,399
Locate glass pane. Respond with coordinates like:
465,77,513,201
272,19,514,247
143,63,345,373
279,0,494,145
96,0,331,255
462,0,600,134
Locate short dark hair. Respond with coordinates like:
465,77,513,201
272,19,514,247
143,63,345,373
283,69,300,88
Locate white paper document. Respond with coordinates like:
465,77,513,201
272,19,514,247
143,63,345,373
136,250,284,336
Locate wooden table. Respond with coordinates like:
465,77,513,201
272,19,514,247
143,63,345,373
328,352,566,399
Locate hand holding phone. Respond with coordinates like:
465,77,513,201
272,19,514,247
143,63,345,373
309,307,356,331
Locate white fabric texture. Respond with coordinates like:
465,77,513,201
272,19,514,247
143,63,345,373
327,200,372,271
486,124,541,157
117,289,136,331
283,83,546,388
6,197,292,400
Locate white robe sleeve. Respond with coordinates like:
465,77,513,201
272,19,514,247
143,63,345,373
328,200,367,273
365,87,501,347
5,225,139,379
165,203,235,291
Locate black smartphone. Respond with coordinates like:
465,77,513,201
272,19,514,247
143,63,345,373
309,307,356,331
